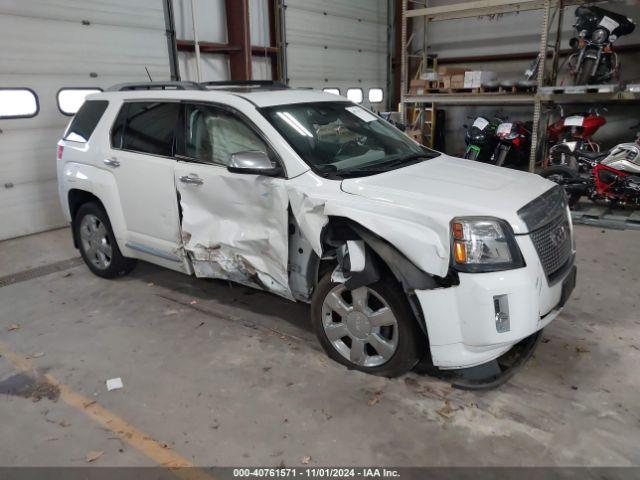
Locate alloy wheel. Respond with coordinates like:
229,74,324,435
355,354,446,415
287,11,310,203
321,284,399,368
79,214,113,270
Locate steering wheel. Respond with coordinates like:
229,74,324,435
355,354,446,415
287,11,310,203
335,140,362,157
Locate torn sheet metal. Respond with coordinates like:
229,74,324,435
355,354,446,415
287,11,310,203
177,169,293,300
286,172,450,278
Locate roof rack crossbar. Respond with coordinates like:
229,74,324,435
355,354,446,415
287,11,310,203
201,80,290,89
107,81,208,92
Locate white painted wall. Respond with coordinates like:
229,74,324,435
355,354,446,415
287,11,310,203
0,0,171,240
284,0,389,109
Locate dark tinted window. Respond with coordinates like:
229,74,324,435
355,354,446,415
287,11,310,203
116,102,180,156
63,100,108,143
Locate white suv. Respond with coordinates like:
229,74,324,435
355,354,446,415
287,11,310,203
57,81,576,386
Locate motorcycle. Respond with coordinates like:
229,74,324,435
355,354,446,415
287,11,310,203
463,116,501,161
568,6,636,85
547,107,606,152
490,120,532,168
549,121,639,173
541,124,640,207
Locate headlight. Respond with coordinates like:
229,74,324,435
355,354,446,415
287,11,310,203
451,217,525,273
591,28,609,44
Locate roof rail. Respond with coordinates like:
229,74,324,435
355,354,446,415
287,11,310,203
201,80,290,89
107,81,207,92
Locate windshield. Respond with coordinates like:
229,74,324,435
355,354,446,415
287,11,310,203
261,101,439,178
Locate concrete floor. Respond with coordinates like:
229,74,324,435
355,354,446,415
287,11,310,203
0,225,639,467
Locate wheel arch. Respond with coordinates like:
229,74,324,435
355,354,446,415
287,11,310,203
68,189,107,248
317,215,459,339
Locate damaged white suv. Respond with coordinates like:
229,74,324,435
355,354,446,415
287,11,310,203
57,81,576,386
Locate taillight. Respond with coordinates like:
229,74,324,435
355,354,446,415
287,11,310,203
57,144,64,160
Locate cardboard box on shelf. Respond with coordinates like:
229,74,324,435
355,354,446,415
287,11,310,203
409,79,428,95
450,74,466,89
437,66,467,76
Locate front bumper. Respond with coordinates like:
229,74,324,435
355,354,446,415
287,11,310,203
416,234,576,369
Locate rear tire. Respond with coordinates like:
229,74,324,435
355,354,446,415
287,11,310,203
540,166,582,207
311,271,424,377
74,202,137,278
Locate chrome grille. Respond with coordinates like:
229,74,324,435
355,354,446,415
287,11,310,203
529,212,573,280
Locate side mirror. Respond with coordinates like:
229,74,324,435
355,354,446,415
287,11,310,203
227,151,282,177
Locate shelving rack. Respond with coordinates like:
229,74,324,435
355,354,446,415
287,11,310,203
400,0,640,172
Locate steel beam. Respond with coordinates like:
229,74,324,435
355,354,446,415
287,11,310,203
405,0,590,20
225,0,252,80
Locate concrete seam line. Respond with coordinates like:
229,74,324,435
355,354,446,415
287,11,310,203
0,341,217,480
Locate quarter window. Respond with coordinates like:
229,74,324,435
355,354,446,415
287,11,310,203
0,89,39,119
182,104,268,166
112,102,181,157
58,88,102,115
369,88,384,103
346,88,363,103
64,100,109,143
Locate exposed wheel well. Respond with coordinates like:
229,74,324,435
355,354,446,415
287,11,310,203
68,189,105,248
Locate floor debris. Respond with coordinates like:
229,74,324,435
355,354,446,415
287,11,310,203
8,324,20,331
85,451,103,463
301,456,311,465
367,391,381,406
106,378,124,391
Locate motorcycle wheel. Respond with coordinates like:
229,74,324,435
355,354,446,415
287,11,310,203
465,148,479,160
540,166,582,208
576,58,596,86
496,147,509,167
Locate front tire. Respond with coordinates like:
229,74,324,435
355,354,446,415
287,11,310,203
74,202,136,278
576,57,596,86
311,272,424,377
540,166,582,207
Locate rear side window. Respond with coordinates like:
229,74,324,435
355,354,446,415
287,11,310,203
63,100,109,143
112,102,180,157
0,88,39,119
58,88,102,115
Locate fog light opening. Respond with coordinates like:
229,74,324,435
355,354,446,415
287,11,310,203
494,294,510,333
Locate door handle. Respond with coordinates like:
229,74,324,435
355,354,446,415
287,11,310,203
179,174,203,186
103,157,120,168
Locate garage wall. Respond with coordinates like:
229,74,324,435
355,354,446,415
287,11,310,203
0,0,171,240
172,0,273,82
408,2,640,155
284,0,389,109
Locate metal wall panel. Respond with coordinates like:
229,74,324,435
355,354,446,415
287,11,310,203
284,0,388,106
172,0,227,43
174,0,270,82
0,0,170,240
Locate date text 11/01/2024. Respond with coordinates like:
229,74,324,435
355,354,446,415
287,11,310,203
233,468,401,478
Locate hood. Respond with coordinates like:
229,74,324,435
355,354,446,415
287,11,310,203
340,154,554,234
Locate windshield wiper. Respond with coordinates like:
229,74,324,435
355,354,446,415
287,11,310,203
338,153,431,176
376,152,435,169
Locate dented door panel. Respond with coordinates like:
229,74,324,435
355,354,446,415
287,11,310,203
175,162,293,299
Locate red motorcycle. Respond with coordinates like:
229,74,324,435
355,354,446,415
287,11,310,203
547,107,606,153
541,123,640,207
491,120,532,168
